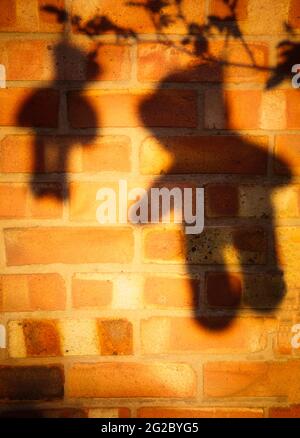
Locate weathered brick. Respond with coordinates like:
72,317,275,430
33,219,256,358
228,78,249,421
67,90,197,128
67,362,196,398
0,274,66,312
98,319,133,355
141,317,275,354
140,136,268,175
4,227,134,265
8,318,133,358
143,227,267,265
0,365,64,400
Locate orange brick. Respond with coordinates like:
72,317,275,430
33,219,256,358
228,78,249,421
23,320,61,357
270,406,300,418
0,135,131,174
137,41,267,83
141,317,274,354
0,365,64,400
4,227,134,265
144,276,199,309
67,362,196,398
205,90,262,130
0,183,63,219
289,0,300,28
72,277,113,309
275,135,300,176
143,227,267,264
0,274,66,312
0,40,131,81
98,319,133,355
0,0,17,30
0,89,59,127
67,90,198,128
286,90,300,129
140,136,268,175
209,0,248,20
138,407,263,418
71,0,205,35
204,361,300,402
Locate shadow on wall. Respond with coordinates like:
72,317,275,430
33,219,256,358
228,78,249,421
131,0,298,328
15,2,299,326
16,5,137,199
139,62,292,330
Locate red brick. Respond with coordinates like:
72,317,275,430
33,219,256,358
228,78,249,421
138,407,263,418
0,274,66,312
0,365,64,400
288,0,300,28
137,41,267,83
140,136,268,175
206,272,242,307
71,0,205,35
0,89,59,127
144,276,199,309
0,40,131,81
205,90,262,130
67,90,197,128
67,362,196,398
72,277,113,309
0,183,63,219
141,317,274,354
270,406,300,418
4,227,134,265
204,361,300,402
97,319,133,355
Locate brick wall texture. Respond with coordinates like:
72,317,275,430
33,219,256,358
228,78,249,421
0,0,300,418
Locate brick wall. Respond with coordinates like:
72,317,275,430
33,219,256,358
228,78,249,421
0,0,300,418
